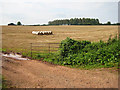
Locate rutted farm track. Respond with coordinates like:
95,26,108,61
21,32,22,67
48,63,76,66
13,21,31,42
2,56,118,88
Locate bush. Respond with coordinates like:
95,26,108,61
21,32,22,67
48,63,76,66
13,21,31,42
43,35,119,68
59,37,91,57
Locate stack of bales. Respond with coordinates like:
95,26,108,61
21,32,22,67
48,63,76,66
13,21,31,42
32,31,53,35
32,31,39,35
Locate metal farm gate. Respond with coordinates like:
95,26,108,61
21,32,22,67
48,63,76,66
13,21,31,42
30,43,60,58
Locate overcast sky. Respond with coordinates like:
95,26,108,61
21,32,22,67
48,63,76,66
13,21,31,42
0,0,119,25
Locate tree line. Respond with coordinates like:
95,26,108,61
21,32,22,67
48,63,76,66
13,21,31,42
48,18,100,25
8,18,120,26
8,21,22,26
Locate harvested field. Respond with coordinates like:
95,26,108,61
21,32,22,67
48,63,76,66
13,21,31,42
1,25,119,88
2,25,118,52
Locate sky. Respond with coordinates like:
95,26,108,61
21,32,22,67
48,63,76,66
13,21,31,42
0,0,119,25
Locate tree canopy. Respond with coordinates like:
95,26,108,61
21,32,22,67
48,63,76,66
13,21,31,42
17,21,22,25
8,23,16,26
48,18,100,25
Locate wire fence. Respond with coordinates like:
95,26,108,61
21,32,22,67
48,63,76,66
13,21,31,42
30,42,60,58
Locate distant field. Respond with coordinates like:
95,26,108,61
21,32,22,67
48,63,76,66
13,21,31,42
2,25,118,53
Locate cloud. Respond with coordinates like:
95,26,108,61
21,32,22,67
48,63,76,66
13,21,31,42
0,0,119,3
0,1,118,25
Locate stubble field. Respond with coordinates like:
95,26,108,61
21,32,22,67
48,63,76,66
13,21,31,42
2,25,118,53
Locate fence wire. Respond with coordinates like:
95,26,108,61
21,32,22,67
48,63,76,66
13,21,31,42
30,43,60,58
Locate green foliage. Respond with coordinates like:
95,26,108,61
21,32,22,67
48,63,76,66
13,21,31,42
106,21,111,25
17,21,22,25
0,48,6,52
43,35,119,69
58,37,91,60
8,23,16,26
48,18,100,25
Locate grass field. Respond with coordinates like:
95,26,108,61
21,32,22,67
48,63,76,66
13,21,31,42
2,25,118,54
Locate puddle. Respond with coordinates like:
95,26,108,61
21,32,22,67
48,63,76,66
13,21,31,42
2,53,30,60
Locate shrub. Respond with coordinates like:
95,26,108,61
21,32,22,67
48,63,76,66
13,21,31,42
43,35,119,68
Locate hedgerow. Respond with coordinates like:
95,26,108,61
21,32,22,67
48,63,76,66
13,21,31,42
43,35,120,68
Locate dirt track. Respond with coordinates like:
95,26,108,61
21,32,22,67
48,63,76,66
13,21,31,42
2,56,118,88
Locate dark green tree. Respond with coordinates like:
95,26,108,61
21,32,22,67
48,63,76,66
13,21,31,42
106,21,111,25
48,18,101,25
17,21,22,25
8,23,16,26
